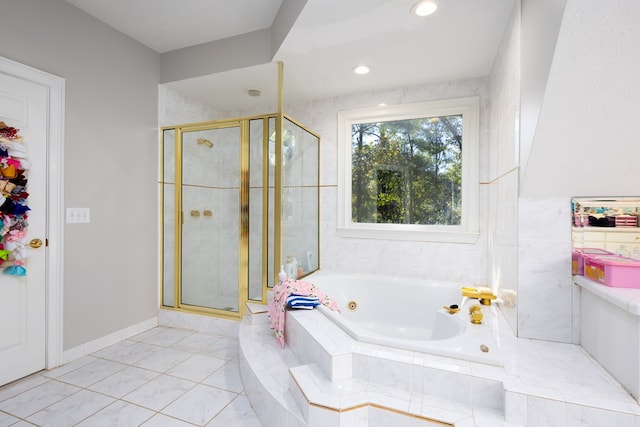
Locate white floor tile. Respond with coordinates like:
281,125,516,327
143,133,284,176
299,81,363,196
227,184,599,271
206,395,262,427
171,332,222,353
0,410,20,426
202,361,244,393
122,374,196,412
100,341,164,365
56,358,127,388
130,327,166,343
0,373,49,402
90,339,138,359
199,337,239,360
0,326,258,427
137,328,195,347
40,356,98,379
25,389,114,426
161,384,237,426
88,366,159,398
134,347,193,373
76,400,156,426
166,354,227,382
0,379,80,418
141,413,197,427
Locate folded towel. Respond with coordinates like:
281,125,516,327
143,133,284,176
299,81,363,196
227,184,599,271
286,295,320,309
268,278,341,347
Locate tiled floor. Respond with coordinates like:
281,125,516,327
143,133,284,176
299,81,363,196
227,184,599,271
0,327,263,426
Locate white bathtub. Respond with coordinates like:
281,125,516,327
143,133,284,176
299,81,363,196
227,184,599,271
306,271,503,366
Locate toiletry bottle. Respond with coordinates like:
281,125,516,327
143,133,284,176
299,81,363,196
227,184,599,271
278,265,287,283
616,245,631,257
285,256,293,279
297,265,304,279
291,255,298,279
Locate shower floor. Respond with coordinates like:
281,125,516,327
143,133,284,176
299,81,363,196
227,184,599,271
182,292,239,313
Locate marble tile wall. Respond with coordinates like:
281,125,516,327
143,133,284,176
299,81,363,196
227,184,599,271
159,87,244,310
487,2,520,335
284,78,491,284
517,198,573,342
486,1,576,344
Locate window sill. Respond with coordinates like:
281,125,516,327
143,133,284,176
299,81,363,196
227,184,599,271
336,226,480,243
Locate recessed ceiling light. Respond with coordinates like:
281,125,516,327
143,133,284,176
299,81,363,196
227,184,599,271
353,65,371,75
246,88,262,97
411,0,438,17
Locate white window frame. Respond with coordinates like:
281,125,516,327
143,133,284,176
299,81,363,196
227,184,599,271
337,96,480,243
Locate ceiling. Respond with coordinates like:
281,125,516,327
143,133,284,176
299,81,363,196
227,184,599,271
66,0,516,111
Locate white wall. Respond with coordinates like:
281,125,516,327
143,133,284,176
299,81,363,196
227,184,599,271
515,0,640,343
0,0,160,350
519,0,567,183
521,0,640,198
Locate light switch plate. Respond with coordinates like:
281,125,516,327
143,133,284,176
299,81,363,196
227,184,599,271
66,207,90,224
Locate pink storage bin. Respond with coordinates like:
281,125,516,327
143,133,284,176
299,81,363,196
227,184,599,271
584,254,640,288
615,215,638,227
572,248,613,275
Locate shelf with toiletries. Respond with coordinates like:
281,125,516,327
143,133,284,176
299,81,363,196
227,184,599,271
572,197,640,259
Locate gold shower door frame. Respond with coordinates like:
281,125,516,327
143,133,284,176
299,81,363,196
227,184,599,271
160,112,320,320
161,116,267,320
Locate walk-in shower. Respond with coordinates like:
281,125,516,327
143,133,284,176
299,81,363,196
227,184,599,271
160,112,320,319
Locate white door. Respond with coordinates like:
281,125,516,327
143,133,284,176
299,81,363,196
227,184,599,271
0,71,49,386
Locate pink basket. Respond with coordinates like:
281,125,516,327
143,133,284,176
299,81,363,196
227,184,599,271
572,248,613,275
584,254,640,288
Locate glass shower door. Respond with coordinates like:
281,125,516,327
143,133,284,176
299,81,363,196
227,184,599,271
180,124,241,312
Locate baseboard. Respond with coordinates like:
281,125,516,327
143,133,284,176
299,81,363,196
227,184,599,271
61,317,158,365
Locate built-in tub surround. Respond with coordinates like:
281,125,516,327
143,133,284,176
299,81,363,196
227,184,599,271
240,290,640,427
575,275,640,404
307,272,502,366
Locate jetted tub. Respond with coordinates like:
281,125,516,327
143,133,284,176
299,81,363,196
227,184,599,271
306,271,503,366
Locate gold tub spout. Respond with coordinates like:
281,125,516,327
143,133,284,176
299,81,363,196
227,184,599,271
461,286,496,305
469,304,483,324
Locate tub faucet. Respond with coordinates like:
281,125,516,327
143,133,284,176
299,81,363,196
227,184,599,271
461,286,496,306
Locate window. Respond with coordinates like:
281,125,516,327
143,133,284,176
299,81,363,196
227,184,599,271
337,97,479,242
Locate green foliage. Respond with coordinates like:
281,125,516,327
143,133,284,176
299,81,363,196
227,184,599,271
351,115,462,225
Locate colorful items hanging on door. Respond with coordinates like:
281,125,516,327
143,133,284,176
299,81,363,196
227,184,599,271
0,122,30,276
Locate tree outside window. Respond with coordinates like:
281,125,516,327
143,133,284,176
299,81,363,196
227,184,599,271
351,115,462,226
337,97,479,243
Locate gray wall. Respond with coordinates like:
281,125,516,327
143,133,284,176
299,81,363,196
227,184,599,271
0,0,160,350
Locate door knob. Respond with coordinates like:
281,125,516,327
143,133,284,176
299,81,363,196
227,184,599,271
29,238,43,249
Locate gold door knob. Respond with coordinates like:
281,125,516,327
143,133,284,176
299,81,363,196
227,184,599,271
29,238,43,249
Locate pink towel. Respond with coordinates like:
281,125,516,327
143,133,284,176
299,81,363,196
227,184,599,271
268,278,340,347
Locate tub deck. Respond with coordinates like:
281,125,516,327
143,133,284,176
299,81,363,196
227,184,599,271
240,301,640,426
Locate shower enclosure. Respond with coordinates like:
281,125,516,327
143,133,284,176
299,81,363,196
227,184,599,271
160,113,320,319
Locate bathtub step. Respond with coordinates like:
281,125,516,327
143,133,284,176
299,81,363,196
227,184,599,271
244,302,270,325
288,362,494,426
238,317,307,427
240,307,518,426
